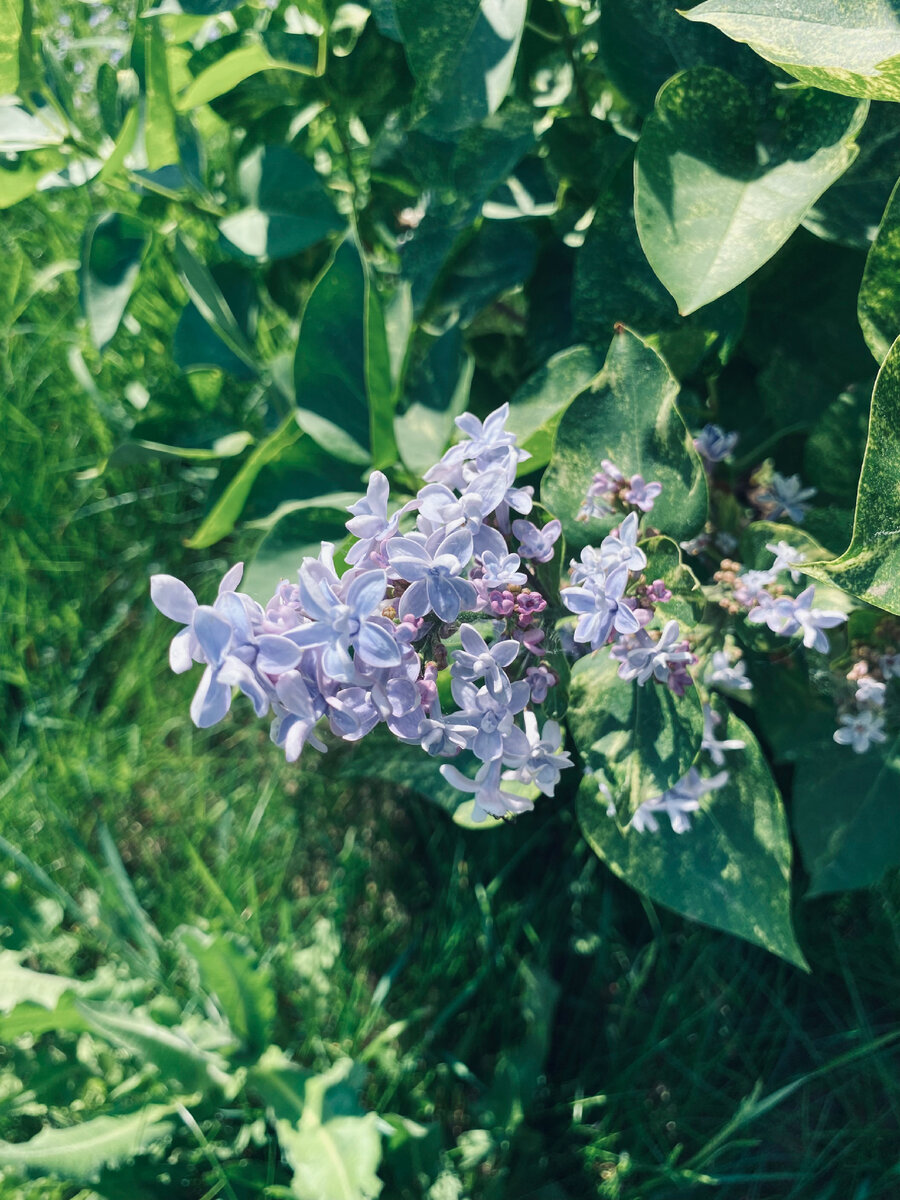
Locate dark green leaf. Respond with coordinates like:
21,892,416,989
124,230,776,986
173,235,258,372
394,0,527,132
859,174,900,362
394,326,473,478
81,213,150,351
794,736,900,894
684,0,900,102
577,708,805,966
0,1107,176,1183
803,335,900,613
293,239,395,467
506,345,603,473
219,146,342,261
635,67,866,314
186,414,303,549
567,648,704,815
242,502,359,601
176,33,320,110
179,928,275,1057
541,328,707,553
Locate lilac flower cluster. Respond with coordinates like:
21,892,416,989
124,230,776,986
152,405,573,823
577,459,661,522
559,511,697,695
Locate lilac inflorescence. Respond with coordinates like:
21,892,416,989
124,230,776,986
151,405,694,823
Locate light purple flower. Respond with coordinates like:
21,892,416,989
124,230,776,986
388,528,477,623
512,518,561,563
562,565,642,650
451,623,520,699
150,562,245,674
856,676,886,707
503,711,573,796
704,650,752,693
480,551,526,589
631,768,729,834
701,705,746,766
834,710,887,754
598,512,647,572
611,620,693,686
440,759,534,823
756,473,816,523
525,664,557,703
693,424,738,462
446,679,530,763
345,471,406,566
288,566,401,682
624,474,662,513
747,585,845,653
766,539,805,583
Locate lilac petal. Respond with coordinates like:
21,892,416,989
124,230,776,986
492,640,520,669
811,612,846,628
471,468,508,513
398,578,430,619
151,574,198,624
190,667,232,728
297,565,334,622
346,569,387,619
169,627,194,674
614,604,642,635
257,634,305,675
429,574,464,622
218,657,269,717
459,624,489,656
356,619,402,668
437,527,474,568
320,639,355,683
449,576,477,610
216,591,253,642
562,587,599,615
218,562,244,595
501,726,531,765
474,726,503,762
193,606,233,667
276,670,317,718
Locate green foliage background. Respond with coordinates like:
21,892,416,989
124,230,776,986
4,0,900,1196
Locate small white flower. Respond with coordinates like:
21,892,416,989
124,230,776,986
704,649,753,693
856,677,887,708
766,540,805,583
833,710,888,754
701,705,747,766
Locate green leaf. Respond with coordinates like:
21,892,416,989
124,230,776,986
275,1059,383,1200
393,0,527,132
541,328,707,553
0,102,65,152
859,174,900,362
80,213,149,351
393,326,473,478
0,0,22,94
577,708,805,966
249,1046,312,1123
0,1106,176,1183
179,928,275,1057
684,0,900,102
219,145,342,262
174,234,258,371
176,34,319,110
76,1000,232,1093
506,346,604,473
802,335,900,613
293,239,395,467
575,164,747,377
566,648,704,815
0,951,76,1013
793,736,900,894
635,67,866,314
242,502,358,608
144,21,179,170
186,414,303,549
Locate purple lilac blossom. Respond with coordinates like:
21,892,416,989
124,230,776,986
513,517,561,563
756,473,816,523
563,565,642,650
624,475,662,512
598,512,647,572
693,424,738,462
451,623,520,699
834,710,887,753
631,768,729,834
611,620,694,686
701,705,746,766
440,759,535,822
746,585,846,653
388,528,478,622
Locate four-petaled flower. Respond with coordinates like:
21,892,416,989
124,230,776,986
693,424,738,462
834,710,888,754
388,529,477,622
624,474,662,512
563,565,642,649
747,585,845,653
756,472,816,523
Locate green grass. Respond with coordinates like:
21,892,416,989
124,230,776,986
3,194,900,1200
